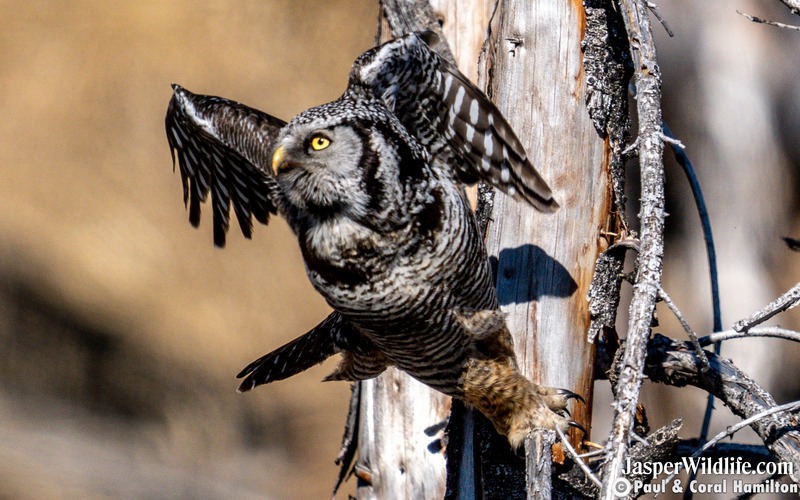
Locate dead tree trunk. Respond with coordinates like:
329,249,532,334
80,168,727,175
482,0,608,442
352,1,611,498
474,0,613,496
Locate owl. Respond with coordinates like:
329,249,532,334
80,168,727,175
165,32,580,448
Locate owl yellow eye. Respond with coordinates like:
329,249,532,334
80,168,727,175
310,135,331,151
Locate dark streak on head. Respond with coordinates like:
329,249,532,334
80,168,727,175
352,122,384,213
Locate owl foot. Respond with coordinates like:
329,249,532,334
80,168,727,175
501,383,586,449
462,359,586,449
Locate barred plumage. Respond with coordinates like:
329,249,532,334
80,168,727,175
165,32,578,447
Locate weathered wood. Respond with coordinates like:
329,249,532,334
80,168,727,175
482,0,607,444
525,430,556,499
599,0,666,496
356,367,448,499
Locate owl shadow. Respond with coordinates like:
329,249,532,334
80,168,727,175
489,244,578,305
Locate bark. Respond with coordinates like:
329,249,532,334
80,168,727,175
481,0,607,445
642,334,800,474
599,0,666,496
363,0,624,497
478,0,612,496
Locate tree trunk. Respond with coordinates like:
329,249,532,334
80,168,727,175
482,0,606,445
355,1,609,497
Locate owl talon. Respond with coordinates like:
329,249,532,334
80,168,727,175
567,420,587,436
556,388,586,404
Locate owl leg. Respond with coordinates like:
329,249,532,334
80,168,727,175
456,308,584,448
462,359,584,449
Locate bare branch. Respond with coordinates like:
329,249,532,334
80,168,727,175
658,287,709,370
733,282,800,332
699,401,800,456
524,430,555,499
643,334,800,478
659,131,684,148
778,0,800,16
663,401,800,485
556,428,602,489
600,0,666,496
737,10,800,31
646,2,674,37
700,326,800,346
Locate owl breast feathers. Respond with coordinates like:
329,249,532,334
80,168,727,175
165,32,580,447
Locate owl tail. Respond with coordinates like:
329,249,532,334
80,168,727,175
237,313,341,392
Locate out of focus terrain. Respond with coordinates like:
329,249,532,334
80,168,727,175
0,2,373,498
0,1,797,499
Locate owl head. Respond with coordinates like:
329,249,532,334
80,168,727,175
270,91,426,229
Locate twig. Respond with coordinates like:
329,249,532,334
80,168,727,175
733,282,800,332
556,428,602,489
643,334,800,479
658,287,709,370
621,137,639,157
737,10,800,31
674,441,775,463
333,383,361,496
658,131,683,148
778,0,800,16
631,431,649,446
600,0,666,497
576,448,607,459
700,401,800,456
646,2,674,37
662,401,800,485
700,326,800,346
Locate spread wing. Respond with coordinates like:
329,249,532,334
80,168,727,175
351,32,557,212
165,84,286,247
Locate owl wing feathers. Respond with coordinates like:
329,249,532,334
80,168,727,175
352,32,558,212
165,84,285,247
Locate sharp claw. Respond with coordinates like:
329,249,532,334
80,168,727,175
568,420,587,435
562,408,572,418
557,389,586,404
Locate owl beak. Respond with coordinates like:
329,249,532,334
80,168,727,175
272,145,290,174
272,146,297,175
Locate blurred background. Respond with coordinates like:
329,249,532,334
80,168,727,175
0,1,797,498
